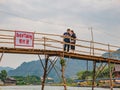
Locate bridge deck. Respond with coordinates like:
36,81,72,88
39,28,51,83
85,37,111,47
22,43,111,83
0,47,120,64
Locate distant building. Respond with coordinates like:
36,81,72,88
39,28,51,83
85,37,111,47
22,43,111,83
41,77,54,84
113,65,120,84
4,77,17,85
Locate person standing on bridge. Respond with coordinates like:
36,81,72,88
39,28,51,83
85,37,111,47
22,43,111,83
70,30,76,53
63,29,71,52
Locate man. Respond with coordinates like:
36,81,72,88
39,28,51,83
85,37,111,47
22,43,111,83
63,29,71,52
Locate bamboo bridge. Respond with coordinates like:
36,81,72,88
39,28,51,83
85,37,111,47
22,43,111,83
0,29,120,90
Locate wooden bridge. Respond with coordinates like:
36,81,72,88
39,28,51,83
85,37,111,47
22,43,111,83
0,29,120,90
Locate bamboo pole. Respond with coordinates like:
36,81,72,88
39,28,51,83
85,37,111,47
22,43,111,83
90,27,96,90
0,52,4,62
60,57,67,90
41,56,49,90
108,44,113,90
108,60,113,90
92,61,96,90
95,63,108,79
61,65,67,90
41,36,48,90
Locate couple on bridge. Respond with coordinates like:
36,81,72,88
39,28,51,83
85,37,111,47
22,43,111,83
63,28,76,53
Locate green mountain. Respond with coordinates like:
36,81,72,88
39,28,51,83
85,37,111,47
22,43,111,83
8,59,93,82
103,49,120,59
7,49,120,82
0,66,14,72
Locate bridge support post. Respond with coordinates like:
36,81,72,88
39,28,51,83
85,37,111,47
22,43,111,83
60,57,67,90
108,61,113,90
41,55,49,90
108,44,113,90
92,61,96,90
0,52,4,62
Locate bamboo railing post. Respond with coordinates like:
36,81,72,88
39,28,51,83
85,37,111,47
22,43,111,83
43,37,46,51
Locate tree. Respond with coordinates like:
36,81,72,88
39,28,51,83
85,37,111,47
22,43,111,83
0,70,7,82
77,71,92,80
77,65,114,80
66,78,74,84
82,71,92,80
77,71,85,80
97,67,110,78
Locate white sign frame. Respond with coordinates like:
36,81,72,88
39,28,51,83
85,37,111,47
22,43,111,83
14,31,34,47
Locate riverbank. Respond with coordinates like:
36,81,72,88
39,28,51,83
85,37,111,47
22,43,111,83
0,85,120,90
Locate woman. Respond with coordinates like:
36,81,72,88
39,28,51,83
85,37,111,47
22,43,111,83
70,30,76,52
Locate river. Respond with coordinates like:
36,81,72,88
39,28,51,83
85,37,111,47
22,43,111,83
0,86,119,90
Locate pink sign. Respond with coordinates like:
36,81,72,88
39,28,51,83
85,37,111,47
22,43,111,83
15,31,34,47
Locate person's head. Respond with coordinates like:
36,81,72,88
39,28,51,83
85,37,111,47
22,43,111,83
67,28,70,33
70,30,74,34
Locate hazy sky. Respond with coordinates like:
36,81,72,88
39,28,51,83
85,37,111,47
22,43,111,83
0,0,120,68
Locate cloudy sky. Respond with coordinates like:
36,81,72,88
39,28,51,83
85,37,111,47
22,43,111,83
0,0,120,68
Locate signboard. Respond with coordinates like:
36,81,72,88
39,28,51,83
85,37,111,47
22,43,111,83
15,31,34,47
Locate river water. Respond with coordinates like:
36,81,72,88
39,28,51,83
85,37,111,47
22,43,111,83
0,86,119,90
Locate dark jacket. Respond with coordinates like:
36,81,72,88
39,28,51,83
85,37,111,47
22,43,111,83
63,32,70,43
71,33,76,43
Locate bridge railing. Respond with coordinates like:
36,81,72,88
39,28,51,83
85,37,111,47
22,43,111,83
0,29,120,59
